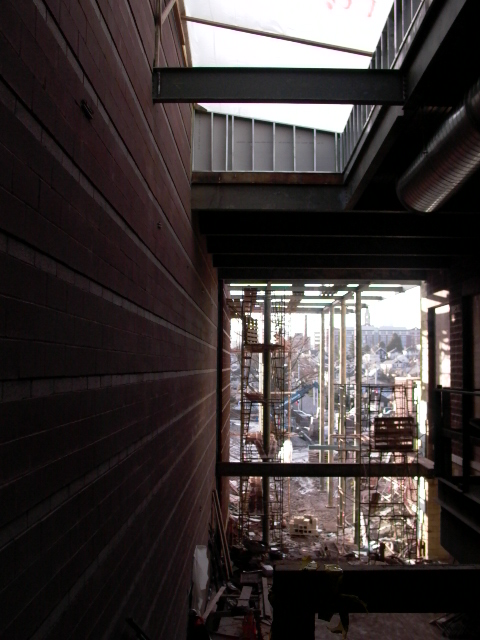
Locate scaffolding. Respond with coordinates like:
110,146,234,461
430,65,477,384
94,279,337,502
237,289,287,545
336,382,419,561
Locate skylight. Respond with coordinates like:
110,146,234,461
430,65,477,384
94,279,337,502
184,0,395,131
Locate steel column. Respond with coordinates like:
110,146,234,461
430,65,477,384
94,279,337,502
339,300,347,523
328,305,335,507
262,284,271,546
319,311,326,491
354,291,362,543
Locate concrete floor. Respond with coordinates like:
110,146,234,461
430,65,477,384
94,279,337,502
314,613,444,639
213,612,445,639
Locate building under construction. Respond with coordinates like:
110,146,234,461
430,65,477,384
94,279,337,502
3,0,480,638
229,283,422,563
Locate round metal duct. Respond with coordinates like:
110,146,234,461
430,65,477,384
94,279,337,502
397,78,480,212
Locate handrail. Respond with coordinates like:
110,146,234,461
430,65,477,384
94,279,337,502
435,386,480,396
338,0,427,172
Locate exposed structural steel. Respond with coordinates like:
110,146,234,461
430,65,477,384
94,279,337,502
397,77,480,212
152,68,405,104
216,462,434,478
192,110,337,173
272,564,480,640
181,16,374,57
262,285,271,546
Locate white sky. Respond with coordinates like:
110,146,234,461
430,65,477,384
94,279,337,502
185,0,395,131
292,286,421,336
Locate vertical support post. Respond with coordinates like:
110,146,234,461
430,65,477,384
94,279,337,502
225,115,229,171
340,300,347,442
232,116,235,171
433,387,444,478
462,295,473,493
427,303,436,461
272,123,276,172
354,291,362,544
263,283,272,546
288,346,292,515
328,305,335,507
319,310,326,491
154,0,161,67
293,126,296,172
339,300,347,525
210,112,214,172
216,280,224,488
252,119,255,171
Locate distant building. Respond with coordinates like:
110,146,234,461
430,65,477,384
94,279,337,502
313,326,420,351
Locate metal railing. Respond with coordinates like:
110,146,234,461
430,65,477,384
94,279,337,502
338,0,427,172
434,386,480,493
192,0,432,174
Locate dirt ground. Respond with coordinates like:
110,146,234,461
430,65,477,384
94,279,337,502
224,420,462,640
229,419,351,560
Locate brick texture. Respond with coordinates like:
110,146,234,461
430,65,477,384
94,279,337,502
0,1,217,638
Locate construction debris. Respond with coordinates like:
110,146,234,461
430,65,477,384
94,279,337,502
289,514,320,536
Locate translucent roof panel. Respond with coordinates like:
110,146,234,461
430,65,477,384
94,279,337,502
184,0,395,132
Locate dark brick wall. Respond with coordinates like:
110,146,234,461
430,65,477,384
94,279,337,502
0,1,217,638
218,282,230,523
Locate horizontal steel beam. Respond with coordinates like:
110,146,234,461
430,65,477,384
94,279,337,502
207,236,471,256
192,171,343,186
212,254,450,270
216,462,433,478
218,268,428,281
192,184,346,212
152,68,405,104
198,211,476,237
272,564,480,623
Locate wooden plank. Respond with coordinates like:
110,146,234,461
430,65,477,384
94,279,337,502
161,0,176,25
262,577,272,619
203,586,226,619
212,493,230,581
213,489,233,579
237,586,252,608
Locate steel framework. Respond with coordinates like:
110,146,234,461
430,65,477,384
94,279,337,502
237,289,287,545
335,382,420,561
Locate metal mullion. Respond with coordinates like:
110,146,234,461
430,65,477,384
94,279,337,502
273,122,276,172
293,125,296,171
210,111,214,171
334,132,338,173
232,115,235,171
225,115,228,171
402,0,412,43
394,0,403,54
387,6,395,67
381,30,388,69
412,0,422,19
252,119,255,171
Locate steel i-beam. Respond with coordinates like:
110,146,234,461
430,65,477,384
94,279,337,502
152,68,405,104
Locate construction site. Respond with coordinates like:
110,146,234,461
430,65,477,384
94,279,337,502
3,0,480,639
226,284,423,566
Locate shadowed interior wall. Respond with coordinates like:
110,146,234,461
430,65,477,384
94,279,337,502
217,281,230,524
0,1,217,638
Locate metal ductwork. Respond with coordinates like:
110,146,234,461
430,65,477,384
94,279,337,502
397,78,480,212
